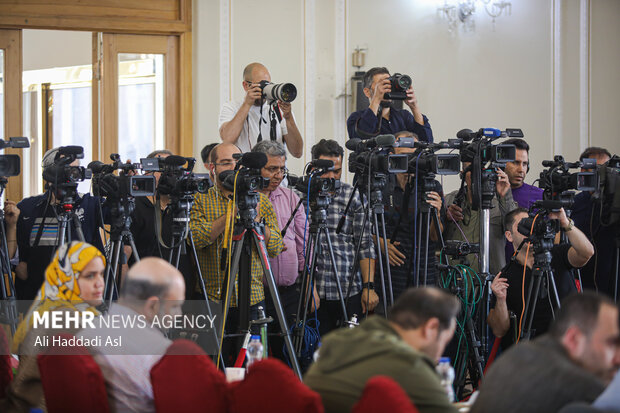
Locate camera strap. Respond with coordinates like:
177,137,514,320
269,104,278,141
354,106,384,139
256,97,267,143
32,191,53,250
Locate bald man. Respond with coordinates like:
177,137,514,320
78,257,185,413
219,62,303,158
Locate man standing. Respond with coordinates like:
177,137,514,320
189,143,283,353
305,287,460,413
346,67,433,142
219,62,303,158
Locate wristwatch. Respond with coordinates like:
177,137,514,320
361,282,375,290
562,218,574,232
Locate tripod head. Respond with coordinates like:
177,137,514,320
517,207,560,267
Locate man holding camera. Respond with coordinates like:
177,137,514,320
16,147,107,301
310,139,377,335
488,208,594,347
572,147,616,297
346,67,433,142
219,62,303,158
189,143,283,355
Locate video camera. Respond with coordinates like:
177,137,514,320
346,134,408,176
517,205,560,253
592,155,620,227
384,73,412,100
0,137,29,177
294,159,340,210
219,152,270,195
42,146,92,203
443,240,481,257
88,154,156,200
398,139,461,176
142,156,211,197
259,81,297,103
538,156,597,208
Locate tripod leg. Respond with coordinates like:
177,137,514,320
72,213,85,242
372,213,388,315
105,240,123,308
294,232,320,356
323,228,349,324
250,227,302,379
379,212,394,307
423,211,431,286
415,212,423,287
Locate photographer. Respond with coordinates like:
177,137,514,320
16,147,107,301
310,139,377,335
189,143,283,346
125,149,195,299
219,62,303,158
346,67,433,143
488,208,594,347
572,147,615,297
377,131,443,303
444,162,517,275
251,140,314,359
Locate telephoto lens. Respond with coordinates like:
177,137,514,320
260,81,297,102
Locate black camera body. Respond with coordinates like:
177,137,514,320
443,240,481,257
346,135,408,176
295,159,341,211
143,156,211,197
538,155,597,208
384,73,412,100
0,137,29,177
43,146,92,204
259,80,297,103
89,154,156,200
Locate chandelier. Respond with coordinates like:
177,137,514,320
437,0,512,33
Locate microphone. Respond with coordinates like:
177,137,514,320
311,159,334,170
239,152,267,169
345,134,396,152
87,161,108,174
457,129,478,142
163,155,188,167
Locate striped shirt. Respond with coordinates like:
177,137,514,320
190,186,283,306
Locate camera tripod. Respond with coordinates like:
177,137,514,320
219,192,302,379
0,179,19,333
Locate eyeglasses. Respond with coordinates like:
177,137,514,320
264,166,288,175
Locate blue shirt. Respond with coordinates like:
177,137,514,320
16,192,107,300
346,106,434,142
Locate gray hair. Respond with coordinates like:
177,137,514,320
251,140,287,159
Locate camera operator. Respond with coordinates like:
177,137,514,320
377,131,443,305
444,162,517,275
572,147,615,297
346,67,433,143
310,139,377,335
15,147,107,301
219,62,303,158
189,143,283,344
251,140,315,359
124,149,195,299
502,138,543,260
488,208,594,348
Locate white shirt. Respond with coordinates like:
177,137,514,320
218,100,293,153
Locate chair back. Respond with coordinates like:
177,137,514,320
352,376,419,413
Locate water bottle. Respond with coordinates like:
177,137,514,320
436,357,455,402
246,335,264,370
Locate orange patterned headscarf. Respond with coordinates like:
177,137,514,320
12,241,106,352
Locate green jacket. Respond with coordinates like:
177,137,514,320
304,316,458,413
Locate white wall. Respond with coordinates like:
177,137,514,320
23,29,91,71
193,0,620,191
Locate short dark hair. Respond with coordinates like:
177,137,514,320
363,67,390,90
579,146,612,161
504,207,529,231
549,291,617,339
200,143,218,163
147,149,173,159
388,287,460,331
121,278,169,301
503,138,530,153
311,139,344,160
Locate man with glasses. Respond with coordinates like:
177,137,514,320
219,62,304,158
251,140,316,359
190,143,283,362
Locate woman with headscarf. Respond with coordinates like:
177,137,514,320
0,241,105,412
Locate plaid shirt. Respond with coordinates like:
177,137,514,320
311,182,376,301
190,186,283,306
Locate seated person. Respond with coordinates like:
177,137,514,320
0,241,105,412
472,292,620,413
79,257,185,413
304,287,460,413
488,208,595,347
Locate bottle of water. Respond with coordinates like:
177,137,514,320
436,357,455,402
246,335,264,370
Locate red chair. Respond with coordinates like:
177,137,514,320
37,333,110,413
0,327,13,399
229,358,323,413
150,339,228,413
352,376,419,413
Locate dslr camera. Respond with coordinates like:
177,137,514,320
383,73,412,100
259,80,297,103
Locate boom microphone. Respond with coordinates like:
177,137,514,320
239,152,267,169
163,155,188,167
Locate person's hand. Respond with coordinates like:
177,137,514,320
548,208,570,229
361,288,379,313
405,86,418,110
495,168,510,198
124,159,137,176
379,238,406,266
4,200,20,226
426,191,442,211
244,82,263,107
491,272,509,301
447,204,463,222
371,76,391,105
310,285,320,312
278,101,293,120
